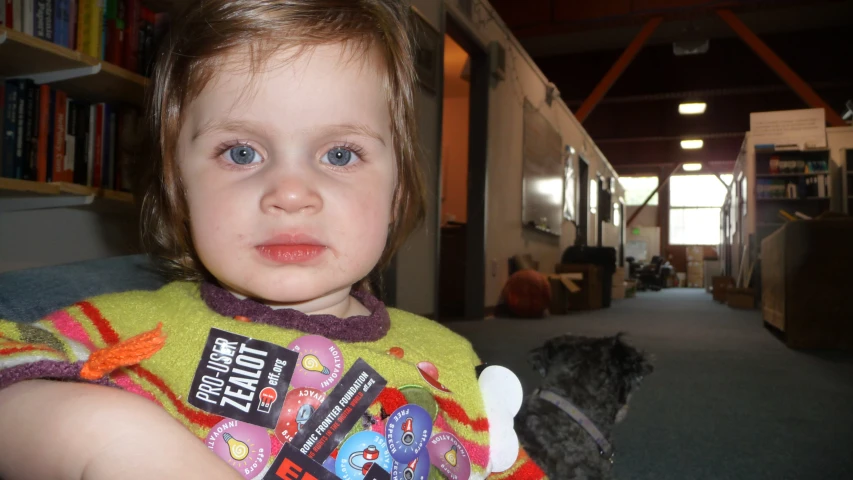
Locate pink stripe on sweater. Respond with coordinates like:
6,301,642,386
47,310,96,351
111,370,160,405
434,413,490,468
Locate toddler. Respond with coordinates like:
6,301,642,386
0,1,545,479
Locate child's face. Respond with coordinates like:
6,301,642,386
177,43,396,313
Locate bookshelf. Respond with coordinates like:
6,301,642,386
0,26,148,107
0,23,148,205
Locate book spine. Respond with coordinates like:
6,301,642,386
13,0,22,32
75,0,85,52
65,99,77,183
92,102,103,187
86,103,94,185
44,0,53,41
1,0,5,26
123,0,138,72
107,108,116,189
114,0,124,67
2,81,19,178
23,0,33,35
34,0,44,39
69,0,76,49
45,89,55,182
53,0,63,46
90,0,102,59
52,90,67,183
24,82,38,181
72,101,88,185
36,84,50,182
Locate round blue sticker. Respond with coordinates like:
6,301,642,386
391,448,430,480
385,404,432,463
335,431,393,480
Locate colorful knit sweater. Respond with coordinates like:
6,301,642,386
0,281,545,479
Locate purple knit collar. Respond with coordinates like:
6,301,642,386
199,282,390,342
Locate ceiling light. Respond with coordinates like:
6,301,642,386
682,163,703,172
681,139,704,150
679,102,706,115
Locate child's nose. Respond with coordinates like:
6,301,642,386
260,174,323,215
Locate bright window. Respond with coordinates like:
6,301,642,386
669,174,732,245
619,176,659,206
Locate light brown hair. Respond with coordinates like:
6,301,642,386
135,0,426,288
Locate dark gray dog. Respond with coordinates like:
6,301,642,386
516,334,653,479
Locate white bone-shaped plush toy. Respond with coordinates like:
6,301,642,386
476,365,523,477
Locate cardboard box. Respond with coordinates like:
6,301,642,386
613,267,625,286
712,276,735,302
546,273,582,315
612,282,626,299
625,279,637,298
727,288,755,309
555,264,603,310
686,246,704,262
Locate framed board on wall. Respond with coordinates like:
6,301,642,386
411,7,441,95
521,99,563,236
563,147,576,222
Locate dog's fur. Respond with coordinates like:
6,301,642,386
515,334,653,479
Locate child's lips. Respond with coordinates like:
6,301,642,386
256,233,327,263
256,244,327,263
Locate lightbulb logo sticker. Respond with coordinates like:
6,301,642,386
206,418,271,479
385,404,432,463
336,431,392,480
287,335,344,391
427,432,470,480
391,449,430,480
275,387,327,443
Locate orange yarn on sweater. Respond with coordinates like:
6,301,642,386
80,323,167,380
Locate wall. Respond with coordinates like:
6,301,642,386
441,96,470,224
626,205,659,227
436,0,624,309
0,203,138,273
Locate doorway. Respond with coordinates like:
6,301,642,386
436,15,489,320
577,157,589,245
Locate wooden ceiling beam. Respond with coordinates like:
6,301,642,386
575,17,663,123
717,9,846,127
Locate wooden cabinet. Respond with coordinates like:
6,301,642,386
761,219,853,349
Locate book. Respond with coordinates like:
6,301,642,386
52,90,67,183
22,81,38,180
71,101,88,185
2,81,19,178
35,84,50,182
23,0,32,35
92,102,104,187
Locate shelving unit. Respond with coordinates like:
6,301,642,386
0,26,148,107
721,126,853,281
1,25,145,205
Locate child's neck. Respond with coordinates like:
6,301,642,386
226,287,370,318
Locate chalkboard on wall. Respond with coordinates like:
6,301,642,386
522,99,563,236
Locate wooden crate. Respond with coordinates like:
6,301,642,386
761,219,853,349
554,264,602,310
727,288,755,309
712,276,735,303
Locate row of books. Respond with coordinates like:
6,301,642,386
1,0,167,76
756,176,832,199
1,78,139,190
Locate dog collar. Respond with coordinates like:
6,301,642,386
535,388,614,460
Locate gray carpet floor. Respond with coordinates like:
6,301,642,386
446,289,853,480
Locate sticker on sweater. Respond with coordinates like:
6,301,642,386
427,433,470,480
385,404,432,463
263,442,339,480
206,418,272,479
335,431,393,479
287,335,345,391
416,361,451,393
275,387,327,443
290,358,387,462
391,449,430,480
189,328,298,429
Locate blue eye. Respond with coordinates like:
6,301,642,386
325,147,355,167
228,145,259,165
